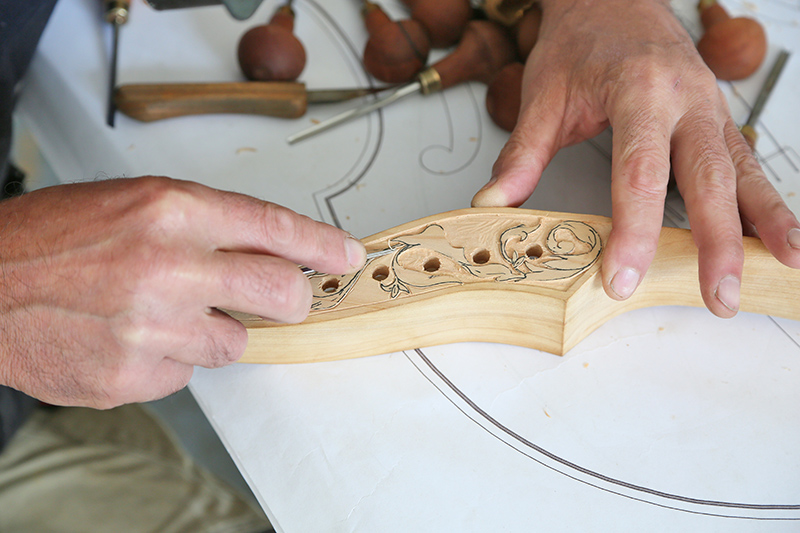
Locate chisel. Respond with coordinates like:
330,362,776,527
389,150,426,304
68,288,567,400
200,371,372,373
104,0,130,127
114,82,393,122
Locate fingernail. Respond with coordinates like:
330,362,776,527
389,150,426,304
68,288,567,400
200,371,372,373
789,228,800,249
471,178,507,208
610,267,640,300
345,236,367,270
714,275,740,312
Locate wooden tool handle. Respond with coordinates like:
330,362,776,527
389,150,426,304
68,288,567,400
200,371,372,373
483,0,537,26
432,20,517,90
236,209,800,363
114,82,308,122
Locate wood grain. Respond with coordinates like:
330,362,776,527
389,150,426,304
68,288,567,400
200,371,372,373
235,208,800,363
114,82,308,121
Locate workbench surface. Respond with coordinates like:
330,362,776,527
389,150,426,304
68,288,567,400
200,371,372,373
16,0,800,530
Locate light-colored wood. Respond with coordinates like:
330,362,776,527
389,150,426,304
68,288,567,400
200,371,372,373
236,208,800,363
114,82,308,121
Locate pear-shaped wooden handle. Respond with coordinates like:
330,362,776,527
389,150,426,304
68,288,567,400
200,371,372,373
114,82,308,122
236,208,800,363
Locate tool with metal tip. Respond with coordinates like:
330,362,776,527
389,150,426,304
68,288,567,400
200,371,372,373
513,3,541,60
485,62,524,132
238,0,306,81
288,20,516,144
144,0,264,21
482,0,536,26
740,50,790,150
114,82,396,122
104,0,130,127
301,247,397,276
399,0,472,48
360,0,430,84
696,0,767,81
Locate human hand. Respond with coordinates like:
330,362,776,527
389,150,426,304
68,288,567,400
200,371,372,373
472,0,800,317
0,177,366,408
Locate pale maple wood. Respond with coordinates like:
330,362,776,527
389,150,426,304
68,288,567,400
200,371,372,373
236,208,800,363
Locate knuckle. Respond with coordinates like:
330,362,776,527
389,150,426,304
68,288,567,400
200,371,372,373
694,145,734,180
617,154,669,202
204,325,247,367
621,55,671,90
224,260,311,321
687,162,737,203
729,141,763,179
163,367,193,396
273,268,312,322
687,183,736,214
133,176,199,235
259,203,302,248
493,132,547,178
258,204,338,270
95,363,136,409
745,188,788,225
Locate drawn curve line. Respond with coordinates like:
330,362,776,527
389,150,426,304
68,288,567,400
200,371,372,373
304,2,487,228
417,85,482,176
405,348,800,521
303,0,383,230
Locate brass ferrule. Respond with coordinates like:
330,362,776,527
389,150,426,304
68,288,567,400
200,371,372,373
105,1,129,24
418,67,442,95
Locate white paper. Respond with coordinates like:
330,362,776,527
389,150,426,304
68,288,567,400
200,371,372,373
16,0,800,530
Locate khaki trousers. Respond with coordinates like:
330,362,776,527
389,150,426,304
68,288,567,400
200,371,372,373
0,403,271,533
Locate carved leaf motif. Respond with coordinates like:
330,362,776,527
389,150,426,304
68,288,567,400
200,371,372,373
310,215,604,312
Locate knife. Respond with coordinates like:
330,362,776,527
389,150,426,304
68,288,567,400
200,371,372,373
114,82,393,122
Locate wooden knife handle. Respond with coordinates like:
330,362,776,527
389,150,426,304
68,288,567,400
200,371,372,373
114,82,308,122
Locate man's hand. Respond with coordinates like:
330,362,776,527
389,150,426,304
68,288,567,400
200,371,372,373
473,0,800,316
0,177,366,408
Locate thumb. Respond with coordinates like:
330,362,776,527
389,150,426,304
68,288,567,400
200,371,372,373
472,82,564,208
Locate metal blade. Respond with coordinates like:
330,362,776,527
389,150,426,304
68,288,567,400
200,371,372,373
288,81,422,144
305,86,397,104
745,49,790,129
301,247,396,276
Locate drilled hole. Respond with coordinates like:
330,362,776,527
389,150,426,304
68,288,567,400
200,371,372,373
423,257,440,272
472,249,490,264
372,265,390,281
526,244,543,259
321,278,340,293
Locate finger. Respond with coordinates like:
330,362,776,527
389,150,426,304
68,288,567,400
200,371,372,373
167,308,250,369
601,105,672,302
673,112,743,318
211,193,366,275
472,67,565,208
93,356,196,409
147,178,365,276
208,250,313,323
128,358,195,405
725,119,800,268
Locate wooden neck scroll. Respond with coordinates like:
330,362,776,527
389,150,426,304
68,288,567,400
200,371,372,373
236,208,800,364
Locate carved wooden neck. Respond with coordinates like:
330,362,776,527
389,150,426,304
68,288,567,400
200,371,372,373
236,208,800,363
